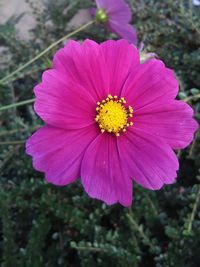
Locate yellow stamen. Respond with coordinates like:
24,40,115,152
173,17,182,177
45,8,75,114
95,94,134,136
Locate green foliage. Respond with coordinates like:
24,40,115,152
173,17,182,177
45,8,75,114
0,0,200,266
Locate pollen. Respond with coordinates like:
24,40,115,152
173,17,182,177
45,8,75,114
95,94,133,136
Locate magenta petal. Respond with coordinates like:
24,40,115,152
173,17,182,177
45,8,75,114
122,59,179,109
81,134,132,206
53,39,110,101
108,21,137,44
118,128,179,190
134,100,199,149
34,69,96,130
100,39,139,96
26,125,99,185
90,7,97,16
53,40,82,74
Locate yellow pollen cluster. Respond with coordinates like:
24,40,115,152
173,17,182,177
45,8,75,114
95,94,133,136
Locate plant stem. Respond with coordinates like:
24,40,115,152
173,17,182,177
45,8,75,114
0,99,35,112
126,210,153,249
72,245,107,253
0,140,25,145
0,146,21,174
187,186,200,233
183,93,200,103
143,193,158,216
0,20,94,85
0,125,41,137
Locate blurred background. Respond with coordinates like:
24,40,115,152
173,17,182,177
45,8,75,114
0,0,200,266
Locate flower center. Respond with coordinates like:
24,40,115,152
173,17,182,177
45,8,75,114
95,94,133,136
96,9,108,23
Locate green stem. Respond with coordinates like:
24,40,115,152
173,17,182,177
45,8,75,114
0,20,94,85
0,99,35,112
0,140,25,145
127,210,153,249
187,186,200,233
183,93,200,103
0,125,41,137
0,146,21,172
72,245,107,253
143,193,158,216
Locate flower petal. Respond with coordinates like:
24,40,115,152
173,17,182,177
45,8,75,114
81,134,133,206
108,21,137,44
122,59,179,109
118,128,179,190
100,39,139,96
53,39,110,101
52,40,81,74
34,69,96,129
133,100,199,149
26,125,99,185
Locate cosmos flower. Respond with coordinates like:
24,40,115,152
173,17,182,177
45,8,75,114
26,39,198,207
92,0,137,44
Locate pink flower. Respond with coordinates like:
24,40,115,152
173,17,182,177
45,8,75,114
26,39,198,207
92,0,137,44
